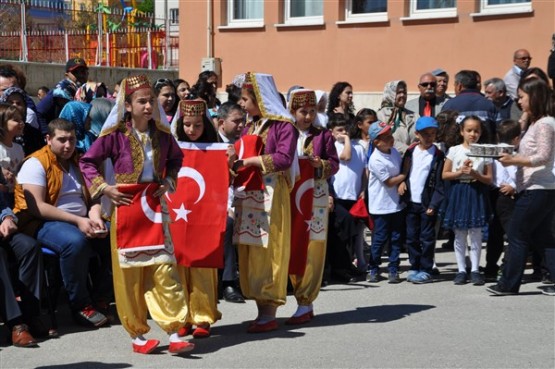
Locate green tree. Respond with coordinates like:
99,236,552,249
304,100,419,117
136,0,154,15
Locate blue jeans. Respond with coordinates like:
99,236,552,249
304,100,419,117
499,190,555,292
405,202,436,273
37,221,111,310
369,211,404,273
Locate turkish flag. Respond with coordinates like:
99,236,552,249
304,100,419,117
115,183,166,252
167,142,229,268
289,158,315,275
233,134,264,191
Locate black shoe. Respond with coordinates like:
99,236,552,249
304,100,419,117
540,285,555,296
388,272,401,284
486,284,518,296
453,272,468,285
223,286,245,303
470,271,485,286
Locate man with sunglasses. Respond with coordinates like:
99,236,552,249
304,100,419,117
504,49,531,101
406,73,447,118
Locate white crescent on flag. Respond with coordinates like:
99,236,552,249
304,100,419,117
295,179,314,216
140,184,163,223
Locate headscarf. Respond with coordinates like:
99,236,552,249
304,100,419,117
99,74,170,137
0,86,28,121
381,80,406,108
88,98,114,138
59,101,96,154
52,79,78,101
0,86,26,104
75,81,108,103
243,72,294,124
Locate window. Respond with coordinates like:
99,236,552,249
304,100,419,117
344,0,388,23
227,0,264,28
169,8,179,25
407,0,457,19
284,0,323,26
476,0,532,16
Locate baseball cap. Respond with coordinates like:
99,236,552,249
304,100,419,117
368,121,391,141
66,58,88,72
415,116,439,132
431,68,447,76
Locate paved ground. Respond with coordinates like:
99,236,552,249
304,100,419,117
0,244,553,369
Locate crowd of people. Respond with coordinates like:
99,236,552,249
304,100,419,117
0,47,554,353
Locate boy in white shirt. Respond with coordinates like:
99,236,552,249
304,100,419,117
399,117,445,284
367,121,406,283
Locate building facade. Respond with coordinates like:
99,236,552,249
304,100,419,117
179,0,553,106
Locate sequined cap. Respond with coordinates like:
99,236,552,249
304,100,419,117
124,75,151,96
179,99,206,117
289,89,317,111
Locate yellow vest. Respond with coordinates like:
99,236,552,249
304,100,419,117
14,146,90,236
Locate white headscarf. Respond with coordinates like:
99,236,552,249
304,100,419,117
99,75,170,137
244,72,294,124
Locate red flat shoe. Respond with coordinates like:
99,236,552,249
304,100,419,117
247,320,278,333
192,325,210,338
168,340,195,354
177,324,193,337
132,339,160,354
285,310,314,325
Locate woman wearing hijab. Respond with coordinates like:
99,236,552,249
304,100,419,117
377,80,417,155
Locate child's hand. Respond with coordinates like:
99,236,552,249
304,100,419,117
335,133,348,143
2,168,13,184
398,182,407,195
227,145,237,168
461,159,473,175
309,155,322,168
328,196,334,212
499,184,515,196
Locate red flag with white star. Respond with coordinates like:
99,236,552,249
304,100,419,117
167,142,229,268
289,158,314,275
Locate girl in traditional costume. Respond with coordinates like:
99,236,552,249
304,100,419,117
171,99,222,338
232,72,298,333
286,89,338,325
79,75,194,355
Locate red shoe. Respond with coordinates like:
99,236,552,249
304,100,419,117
132,339,160,354
247,320,278,333
285,311,314,325
169,340,195,354
177,324,193,337
192,325,210,338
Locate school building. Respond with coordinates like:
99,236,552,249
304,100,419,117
178,0,554,108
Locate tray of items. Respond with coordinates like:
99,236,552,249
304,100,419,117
466,143,515,159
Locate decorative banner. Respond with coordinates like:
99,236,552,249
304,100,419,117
115,183,166,252
289,158,314,275
233,134,265,191
168,142,229,268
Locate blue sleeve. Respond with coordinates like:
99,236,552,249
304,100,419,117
36,91,54,135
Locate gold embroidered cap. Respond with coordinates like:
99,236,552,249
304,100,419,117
179,99,206,117
289,89,317,111
124,74,152,96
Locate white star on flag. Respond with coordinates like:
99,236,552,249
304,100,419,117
173,203,192,222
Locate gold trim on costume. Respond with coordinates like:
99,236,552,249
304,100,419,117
260,154,275,174
320,160,332,180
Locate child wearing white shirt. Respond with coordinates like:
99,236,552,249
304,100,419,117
366,121,406,283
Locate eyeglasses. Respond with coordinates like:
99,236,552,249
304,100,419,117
419,82,437,88
516,57,532,61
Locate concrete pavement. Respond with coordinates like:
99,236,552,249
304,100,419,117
1,244,553,369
